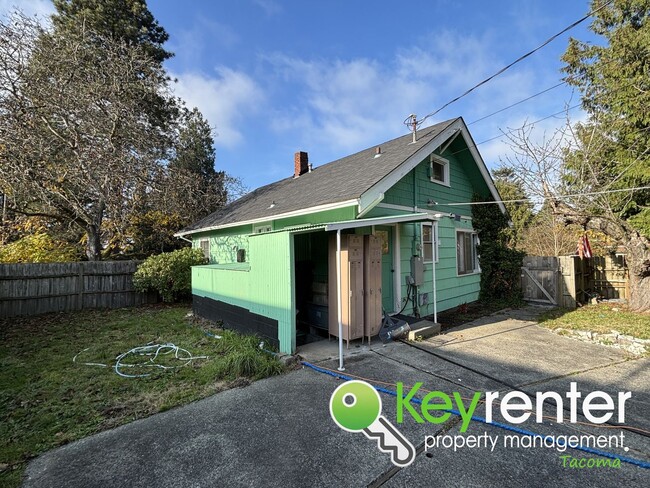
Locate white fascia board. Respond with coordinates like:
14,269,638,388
175,199,359,237
359,118,506,216
357,192,384,218
358,122,460,212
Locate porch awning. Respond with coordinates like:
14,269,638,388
248,212,434,236
324,212,435,231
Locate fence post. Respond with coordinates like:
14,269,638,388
78,264,84,310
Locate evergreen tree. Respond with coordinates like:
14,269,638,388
52,0,172,63
559,0,650,310
492,167,534,247
168,107,228,225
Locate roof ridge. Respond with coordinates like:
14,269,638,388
177,117,460,235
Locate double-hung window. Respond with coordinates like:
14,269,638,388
456,231,479,275
199,239,210,261
421,222,438,263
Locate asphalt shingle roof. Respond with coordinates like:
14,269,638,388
180,118,457,234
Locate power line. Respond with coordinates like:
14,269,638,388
443,105,650,162
472,103,581,147
433,186,650,207
411,0,613,128
468,81,567,125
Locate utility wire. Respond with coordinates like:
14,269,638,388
411,0,613,128
442,100,650,161
432,186,650,207
473,103,581,147
468,81,567,125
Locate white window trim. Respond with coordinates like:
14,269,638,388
199,238,211,261
253,224,273,234
456,230,480,276
421,221,439,264
430,154,450,187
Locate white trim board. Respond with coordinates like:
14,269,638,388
325,213,434,231
359,118,506,217
176,199,358,237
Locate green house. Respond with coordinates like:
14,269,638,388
176,117,505,354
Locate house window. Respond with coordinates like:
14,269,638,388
421,222,438,263
456,230,479,275
254,224,272,234
199,239,210,261
430,155,450,186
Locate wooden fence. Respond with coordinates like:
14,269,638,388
521,254,629,308
0,261,158,318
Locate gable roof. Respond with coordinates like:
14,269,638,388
176,117,503,236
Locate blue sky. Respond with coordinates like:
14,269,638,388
5,1,599,192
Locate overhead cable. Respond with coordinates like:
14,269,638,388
411,0,614,128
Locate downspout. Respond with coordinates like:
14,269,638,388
336,229,344,371
177,234,192,243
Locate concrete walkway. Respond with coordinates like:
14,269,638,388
24,307,650,487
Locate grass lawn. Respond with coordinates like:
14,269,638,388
0,304,285,487
538,303,650,340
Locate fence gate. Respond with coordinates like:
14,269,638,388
522,255,629,309
521,256,560,305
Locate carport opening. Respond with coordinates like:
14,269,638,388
294,231,330,346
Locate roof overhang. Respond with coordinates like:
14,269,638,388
358,118,506,216
325,212,434,231
175,199,358,238
246,213,435,237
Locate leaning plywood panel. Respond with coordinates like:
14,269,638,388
364,235,382,342
328,234,364,346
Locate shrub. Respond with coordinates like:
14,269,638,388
133,248,207,302
472,193,526,304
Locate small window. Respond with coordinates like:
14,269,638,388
430,155,450,186
421,222,438,263
254,224,272,234
236,249,246,263
199,239,210,261
456,231,479,275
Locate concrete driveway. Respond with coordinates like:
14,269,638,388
24,307,650,487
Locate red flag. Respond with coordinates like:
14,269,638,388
577,234,592,259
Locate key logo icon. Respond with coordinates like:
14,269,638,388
330,380,416,467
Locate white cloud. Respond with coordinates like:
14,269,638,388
0,0,54,19
266,53,431,151
264,29,552,154
172,67,264,147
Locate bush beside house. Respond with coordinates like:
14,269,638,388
133,248,207,302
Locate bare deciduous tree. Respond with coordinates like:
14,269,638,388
500,119,650,311
0,13,174,260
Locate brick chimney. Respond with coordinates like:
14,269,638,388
294,151,309,178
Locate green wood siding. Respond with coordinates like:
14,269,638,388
274,206,356,229
383,147,490,216
192,231,295,354
383,147,485,316
249,232,295,354
192,225,252,264
190,137,494,347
